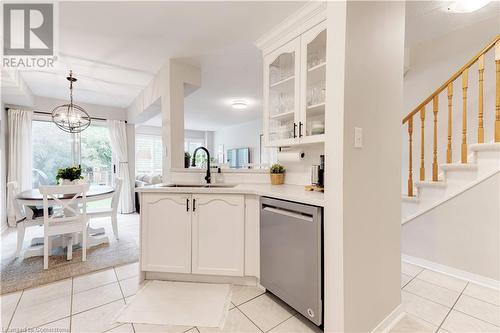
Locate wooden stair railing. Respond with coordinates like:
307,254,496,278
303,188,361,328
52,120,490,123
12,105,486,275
403,35,500,197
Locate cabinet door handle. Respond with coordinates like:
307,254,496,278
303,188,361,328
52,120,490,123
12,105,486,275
186,198,189,212
293,123,297,138
299,122,303,137
193,198,196,212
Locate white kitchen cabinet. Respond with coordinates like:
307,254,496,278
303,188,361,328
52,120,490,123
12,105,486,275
140,192,245,277
300,21,327,143
191,194,245,276
141,193,191,273
260,5,326,147
263,37,301,147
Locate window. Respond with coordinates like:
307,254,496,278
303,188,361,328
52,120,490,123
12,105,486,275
32,118,113,188
80,124,113,186
135,134,162,175
184,138,207,166
184,139,204,156
32,120,74,186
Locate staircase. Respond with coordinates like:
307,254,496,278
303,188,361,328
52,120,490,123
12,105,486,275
402,35,500,223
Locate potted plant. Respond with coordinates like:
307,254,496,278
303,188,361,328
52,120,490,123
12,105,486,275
184,152,191,168
270,163,285,185
56,166,83,185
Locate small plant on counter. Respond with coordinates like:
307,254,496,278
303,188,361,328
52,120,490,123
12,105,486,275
56,166,83,185
269,163,285,185
270,163,285,174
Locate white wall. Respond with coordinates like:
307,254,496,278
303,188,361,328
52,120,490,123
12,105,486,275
402,17,498,193
136,125,162,136
213,119,261,165
325,2,405,331
402,173,500,281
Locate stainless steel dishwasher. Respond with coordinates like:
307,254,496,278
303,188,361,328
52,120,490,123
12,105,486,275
260,197,323,326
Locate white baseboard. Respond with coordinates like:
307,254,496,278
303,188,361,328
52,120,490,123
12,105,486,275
402,254,500,290
371,304,405,333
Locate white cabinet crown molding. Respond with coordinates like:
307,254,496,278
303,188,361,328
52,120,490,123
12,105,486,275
255,1,327,55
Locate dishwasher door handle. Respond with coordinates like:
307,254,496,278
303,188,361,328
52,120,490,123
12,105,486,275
262,206,313,222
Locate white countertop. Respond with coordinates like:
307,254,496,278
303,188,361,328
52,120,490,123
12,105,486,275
136,183,325,207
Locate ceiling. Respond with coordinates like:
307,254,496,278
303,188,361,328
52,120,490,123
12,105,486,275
183,43,264,131
13,1,305,111
405,0,499,48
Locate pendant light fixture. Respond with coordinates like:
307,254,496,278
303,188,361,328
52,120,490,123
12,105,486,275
51,70,91,133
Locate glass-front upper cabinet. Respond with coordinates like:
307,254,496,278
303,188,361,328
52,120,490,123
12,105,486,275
263,37,301,146
300,22,326,141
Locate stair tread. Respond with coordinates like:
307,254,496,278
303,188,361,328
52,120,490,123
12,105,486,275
470,142,500,152
415,180,447,188
402,195,419,203
440,163,478,171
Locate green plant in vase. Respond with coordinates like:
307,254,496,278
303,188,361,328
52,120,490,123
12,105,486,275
56,166,84,185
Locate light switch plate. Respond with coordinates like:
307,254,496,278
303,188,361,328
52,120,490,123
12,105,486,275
354,127,362,148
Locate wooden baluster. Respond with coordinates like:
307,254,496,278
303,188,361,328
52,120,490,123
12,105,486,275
461,68,468,163
447,83,453,163
432,96,439,181
420,106,426,181
478,55,485,143
496,41,500,142
408,117,414,197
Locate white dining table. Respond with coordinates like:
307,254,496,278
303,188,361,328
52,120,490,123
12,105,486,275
16,186,114,259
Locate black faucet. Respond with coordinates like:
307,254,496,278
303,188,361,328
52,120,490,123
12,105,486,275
191,146,211,184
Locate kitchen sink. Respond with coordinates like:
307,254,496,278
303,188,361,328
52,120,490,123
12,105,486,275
160,184,236,188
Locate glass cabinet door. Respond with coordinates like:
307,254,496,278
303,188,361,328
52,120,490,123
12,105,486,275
301,23,326,139
264,38,301,145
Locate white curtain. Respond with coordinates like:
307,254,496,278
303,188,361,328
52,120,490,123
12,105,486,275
107,120,134,213
7,109,33,226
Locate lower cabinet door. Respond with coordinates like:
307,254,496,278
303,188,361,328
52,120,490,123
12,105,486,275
191,194,244,276
141,193,191,273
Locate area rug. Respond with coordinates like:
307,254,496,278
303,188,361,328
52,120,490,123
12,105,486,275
115,280,232,328
0,237,138,294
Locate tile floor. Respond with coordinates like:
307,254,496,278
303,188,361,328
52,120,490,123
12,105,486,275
1,173,495,333
0,261,321,333
1,261,498,332
394,262,500,333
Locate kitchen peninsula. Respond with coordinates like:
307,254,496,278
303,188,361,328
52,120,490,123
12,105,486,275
136,182,324,285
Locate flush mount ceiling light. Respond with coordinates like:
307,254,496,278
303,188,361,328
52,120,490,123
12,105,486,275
232,100,248,110
447,0,491,13
51,70,91,133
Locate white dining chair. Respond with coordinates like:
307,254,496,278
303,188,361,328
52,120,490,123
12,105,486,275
87,178,122,240
39,183,90,269
7,181,45,258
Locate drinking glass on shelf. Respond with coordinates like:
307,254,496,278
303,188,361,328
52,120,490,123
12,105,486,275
286,93,293,112
270,66,279,85
307,84,326,106
271,94,279,115
307,86,318,106
320,88,326,104
280,54,294,80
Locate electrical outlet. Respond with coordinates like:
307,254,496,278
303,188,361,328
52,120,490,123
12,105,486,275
354,127,362,148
